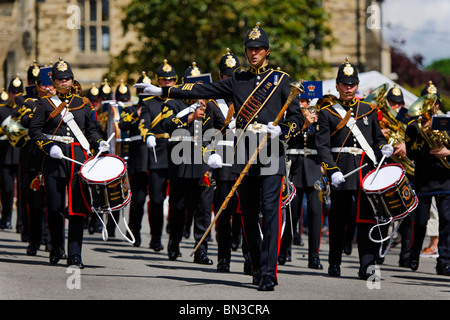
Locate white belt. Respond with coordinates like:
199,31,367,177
217,140,234,147
287,148,317,155
45,134,74,144
331,147,363,155
246,122,267,134
169,136,194,142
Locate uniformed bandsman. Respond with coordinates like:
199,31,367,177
315,57,393,279
28,58,108,268
135,22,304,291
281,97,324,270
14,64,54,255
207,49,241,272
132,62,176,251
156,62,215,265
405,81,450,275
0,75,23,231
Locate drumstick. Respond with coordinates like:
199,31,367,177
343,163,368,179
153,146,157,163
61,155,84,166
370,139,394,184
87,133,116,172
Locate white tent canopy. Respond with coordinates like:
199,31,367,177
319,70,418,107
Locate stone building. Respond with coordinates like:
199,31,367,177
0,0,390,91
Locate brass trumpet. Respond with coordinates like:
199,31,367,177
408,93,450,169
365,83,415,176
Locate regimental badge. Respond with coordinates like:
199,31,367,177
90,86,99,96
12,76,22,88
343,63,354,76
102,79,111,94
363,115,369,126
119,80,128,94
225,55,236,68
1,89,8,101
32,63,40,77
191,65,201,77
392,84,401,96
427,81,437,94
57,61,68,72
162,59,172,73
248,22,261,40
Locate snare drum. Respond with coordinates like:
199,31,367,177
80,155,131,212
362,163,417,223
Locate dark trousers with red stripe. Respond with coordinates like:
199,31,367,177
239,174,283,282
329,190,386,275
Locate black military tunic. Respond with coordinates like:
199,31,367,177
283,120,323,265
0,99,21,229
137,95,171,248
160,65,303,283
405,120,450,268
160,98,215,259
119,101,148,246
315,97,388,276
207,98,240,269
28,92,103,261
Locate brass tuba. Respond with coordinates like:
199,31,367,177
365,83,415,175
408,93,450,169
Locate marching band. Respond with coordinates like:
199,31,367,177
1,22,450,293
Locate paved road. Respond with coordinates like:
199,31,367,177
1,208,449,314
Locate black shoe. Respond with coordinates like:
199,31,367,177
67,255,84,269
26,242,40,256
217,258,230,272
167,241,180,261
257,275,275,291
308,257,323,270
278,253,287,265
359,265,377,280
328,264,341,277
49,248,61,265
150,240,164,252
194,252,213,265
252,272,261,285
343,242,352,255
410,259,419,271
436,262,450,276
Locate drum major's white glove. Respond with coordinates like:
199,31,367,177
146,135,156,148
133,83,163,96
99,140,110,154
207,153,223,169
331,171,345,188
381,144,394,158
49,145,64,159
267,122,282,139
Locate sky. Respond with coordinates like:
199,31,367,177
382,0,450,67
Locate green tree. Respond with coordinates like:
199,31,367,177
108,0,333,84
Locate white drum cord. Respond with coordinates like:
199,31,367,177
369,217,403,258
92,207,135,244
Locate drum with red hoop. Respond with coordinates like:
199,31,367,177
362,163,417,223
79,154,131,212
